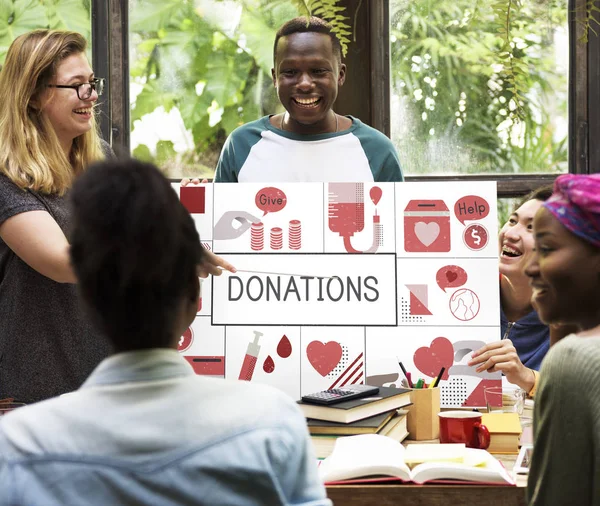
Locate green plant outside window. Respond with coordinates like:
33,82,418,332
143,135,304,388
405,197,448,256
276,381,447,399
390,0,569,176
0,0,571,181
0,0,91,62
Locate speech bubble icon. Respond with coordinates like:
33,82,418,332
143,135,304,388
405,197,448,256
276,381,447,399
255,187,287,217
436,265,468,292
454,195,490,226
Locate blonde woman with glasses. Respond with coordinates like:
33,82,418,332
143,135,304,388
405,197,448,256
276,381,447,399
0,31,235,405
0,30,112,404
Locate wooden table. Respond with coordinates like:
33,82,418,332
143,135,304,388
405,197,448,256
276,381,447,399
326,450,527,506
325,402,534,505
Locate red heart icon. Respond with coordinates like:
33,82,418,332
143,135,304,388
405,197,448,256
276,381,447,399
446,271,458,283
413,337,454,379
306,341,343,377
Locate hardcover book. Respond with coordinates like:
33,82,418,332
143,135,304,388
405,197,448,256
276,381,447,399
311,411,409,459
298,386,411,424
307,409,397,435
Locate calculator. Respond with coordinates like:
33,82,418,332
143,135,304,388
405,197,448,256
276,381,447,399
301,385,380,405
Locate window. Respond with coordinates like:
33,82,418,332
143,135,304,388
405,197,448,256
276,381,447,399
107,0,597,183
389,0,569,177
128,0,299,178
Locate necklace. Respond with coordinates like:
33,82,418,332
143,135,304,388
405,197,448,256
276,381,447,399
280,111,339,133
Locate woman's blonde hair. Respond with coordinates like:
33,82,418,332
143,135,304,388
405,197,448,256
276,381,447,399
0,30,104,195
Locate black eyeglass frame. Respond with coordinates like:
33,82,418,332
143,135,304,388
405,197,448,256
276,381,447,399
46,77,105,100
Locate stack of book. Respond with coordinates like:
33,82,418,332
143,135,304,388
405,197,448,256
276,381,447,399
297,386,412,458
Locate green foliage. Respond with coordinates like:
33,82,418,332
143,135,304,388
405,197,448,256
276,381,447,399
155,139,176,165
0,0,89,64
497,197,518,229
295,0,351,56
130,0,274,172
0,0,575,181
46,0,90,33
577,0,600,42
128,0,355,175
132,143,153,162
270,0,351,56
493,0,528,120
390,0,568,175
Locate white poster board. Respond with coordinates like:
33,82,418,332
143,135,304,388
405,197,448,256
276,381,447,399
176,181,501,407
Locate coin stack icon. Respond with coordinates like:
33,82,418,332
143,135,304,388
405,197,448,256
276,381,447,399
270,227,283,250
251,222,264,251
289,219,302,250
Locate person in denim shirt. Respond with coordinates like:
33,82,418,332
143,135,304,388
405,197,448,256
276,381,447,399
0,158,330,506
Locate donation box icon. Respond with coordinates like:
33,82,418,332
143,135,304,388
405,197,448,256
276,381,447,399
404,200,451,252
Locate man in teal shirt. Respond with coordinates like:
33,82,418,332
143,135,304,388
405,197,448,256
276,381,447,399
186,16,403,184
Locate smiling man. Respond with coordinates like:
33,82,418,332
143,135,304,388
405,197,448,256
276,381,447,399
213,16,403,183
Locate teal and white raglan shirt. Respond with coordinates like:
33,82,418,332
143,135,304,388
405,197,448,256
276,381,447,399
214,116,403,182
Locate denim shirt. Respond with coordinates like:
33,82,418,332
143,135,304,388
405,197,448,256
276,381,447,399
0,349,331,506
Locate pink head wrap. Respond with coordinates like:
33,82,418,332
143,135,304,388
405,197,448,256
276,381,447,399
543,174,600,248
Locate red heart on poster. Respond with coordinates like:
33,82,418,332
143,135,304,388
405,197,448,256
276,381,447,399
446,271,458,283
306,341,343,377
413,337,453,379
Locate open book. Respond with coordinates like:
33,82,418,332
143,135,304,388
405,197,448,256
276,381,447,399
319,434,515,485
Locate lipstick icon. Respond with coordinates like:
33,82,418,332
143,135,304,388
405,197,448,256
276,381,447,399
238,331,263,381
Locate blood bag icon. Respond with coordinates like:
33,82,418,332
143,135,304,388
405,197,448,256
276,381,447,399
328,183,365,238
404,200,451,252
328,183,383,253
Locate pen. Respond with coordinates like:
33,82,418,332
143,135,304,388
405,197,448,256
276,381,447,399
219,267,337,280
415,378,424,389
397,360,414,388
432,367,446,388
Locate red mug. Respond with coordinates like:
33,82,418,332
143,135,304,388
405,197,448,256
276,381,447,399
438,411,490,449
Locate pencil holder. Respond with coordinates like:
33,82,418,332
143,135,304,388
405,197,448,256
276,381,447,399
407,387,440,441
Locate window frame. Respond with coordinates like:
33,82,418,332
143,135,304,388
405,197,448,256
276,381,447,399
92,0,129,152
97,0,598,195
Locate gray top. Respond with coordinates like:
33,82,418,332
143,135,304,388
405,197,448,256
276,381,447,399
528,334,600,505
0,152,113,404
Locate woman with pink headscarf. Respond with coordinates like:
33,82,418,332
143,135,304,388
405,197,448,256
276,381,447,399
525,174,600,506
467,186,576,398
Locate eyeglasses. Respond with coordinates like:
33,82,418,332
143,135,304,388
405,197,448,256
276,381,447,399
46,77,105,100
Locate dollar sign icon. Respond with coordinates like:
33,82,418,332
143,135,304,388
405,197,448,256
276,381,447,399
463,224,488,251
